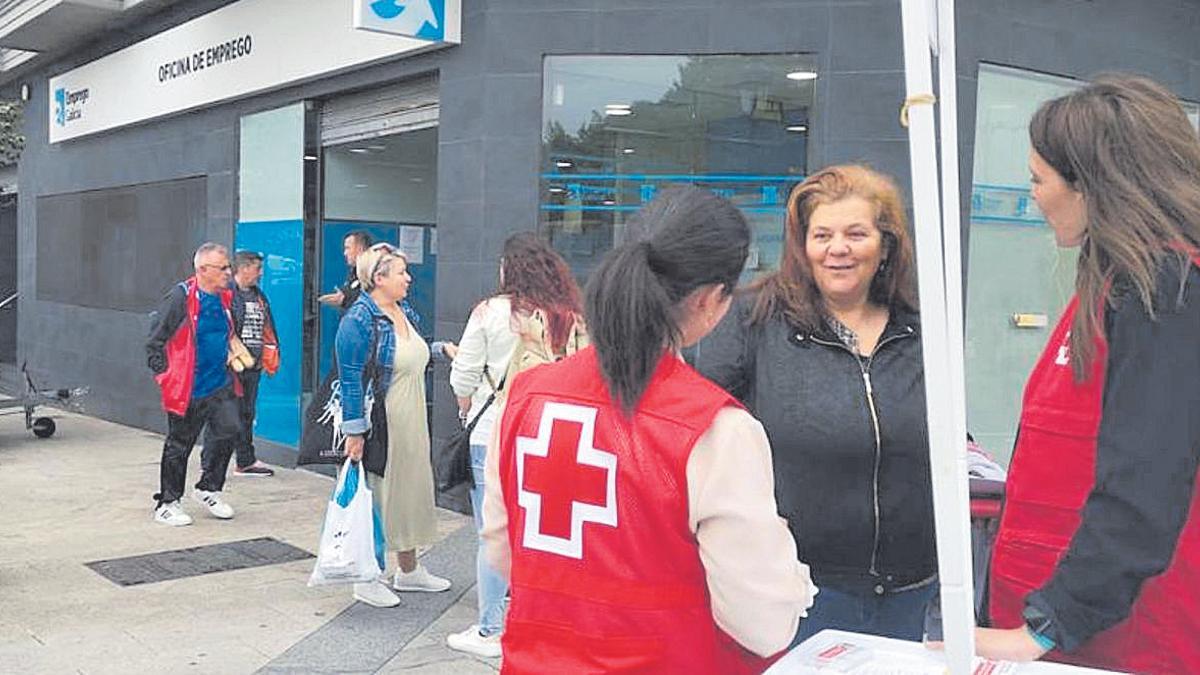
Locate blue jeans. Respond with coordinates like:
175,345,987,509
791,580,938,648
470,443,509,636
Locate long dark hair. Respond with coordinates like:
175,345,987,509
497,232,582,352
1030,75,1200,380
750,164,917,331
585,186,750,414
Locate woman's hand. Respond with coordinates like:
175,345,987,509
456,396,473,426
344,434,365,462
973,627,1050,662
443,342,459,360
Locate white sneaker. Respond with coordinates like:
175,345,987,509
154,500,193,527
392,565,451,593
353,581,401,608
192,489,235,519
446,625,502,658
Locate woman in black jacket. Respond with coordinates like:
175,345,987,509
695,164,936,644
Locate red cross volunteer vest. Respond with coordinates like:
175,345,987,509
990,257,1200,674
496,347,774,674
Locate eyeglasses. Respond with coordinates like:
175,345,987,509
202,264,232,272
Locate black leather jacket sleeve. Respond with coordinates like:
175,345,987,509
145,285,187,375
1029,262,1200,651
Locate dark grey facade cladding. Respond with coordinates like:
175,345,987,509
10,0,1200,460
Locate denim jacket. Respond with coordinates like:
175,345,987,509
336,294,392,435
335,293,424,435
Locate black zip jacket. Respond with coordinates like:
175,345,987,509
146,283,189,375
693,294,937,593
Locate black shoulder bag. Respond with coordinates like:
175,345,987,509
434,370,505,492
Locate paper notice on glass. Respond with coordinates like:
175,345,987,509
399,226,424,265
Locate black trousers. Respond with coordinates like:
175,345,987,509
203,369,261,469
155,386,240,505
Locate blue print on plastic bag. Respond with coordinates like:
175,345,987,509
335,461,388,572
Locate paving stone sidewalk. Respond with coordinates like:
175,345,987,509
0,404,497,674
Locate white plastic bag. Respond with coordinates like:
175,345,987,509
308,459,383,586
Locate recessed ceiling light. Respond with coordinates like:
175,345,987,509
605,108,633,116
354,183,368,188
367,145,386,151
409,177,424,183
605,103,631,110
303,154,319,161
786,125,808,132
348,148,370,154
602,199,616,205
548,187,566,194
622,148,636,154
786,71,818,81
555,160,573,168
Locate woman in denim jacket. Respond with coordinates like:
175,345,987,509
337,243,451,608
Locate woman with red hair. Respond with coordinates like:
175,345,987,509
445,231,586,659
696,165,936,645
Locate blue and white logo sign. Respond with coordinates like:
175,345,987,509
53,85,89,128
54,87,65,126
354,0,446,41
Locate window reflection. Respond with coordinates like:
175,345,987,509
540,54,817,282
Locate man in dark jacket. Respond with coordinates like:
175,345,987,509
145,242,242,526
317,230,372,310
201,250,278,477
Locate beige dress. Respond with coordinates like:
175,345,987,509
369,316,438,552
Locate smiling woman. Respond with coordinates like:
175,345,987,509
805,196,887,320
695,164,935,646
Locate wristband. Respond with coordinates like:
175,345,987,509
1026,625,1056,651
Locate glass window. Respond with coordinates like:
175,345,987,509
965,65,1083,464
540,54,817,282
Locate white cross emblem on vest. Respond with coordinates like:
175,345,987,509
516,401,617,559
1055,330,1072,366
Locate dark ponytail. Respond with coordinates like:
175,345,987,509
584,186,750,414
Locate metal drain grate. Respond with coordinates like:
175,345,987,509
86,537,314,586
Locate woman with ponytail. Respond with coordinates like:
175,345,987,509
480,187,815,673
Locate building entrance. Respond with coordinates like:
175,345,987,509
316,126,439,381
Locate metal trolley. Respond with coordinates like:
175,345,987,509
0,363,89,438
0,293,89,438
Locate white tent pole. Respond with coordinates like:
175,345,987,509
935,0,978,670
899,0,976,672
937,0,968,448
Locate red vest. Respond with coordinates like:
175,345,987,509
990,260,1200,674
496,347,775,674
